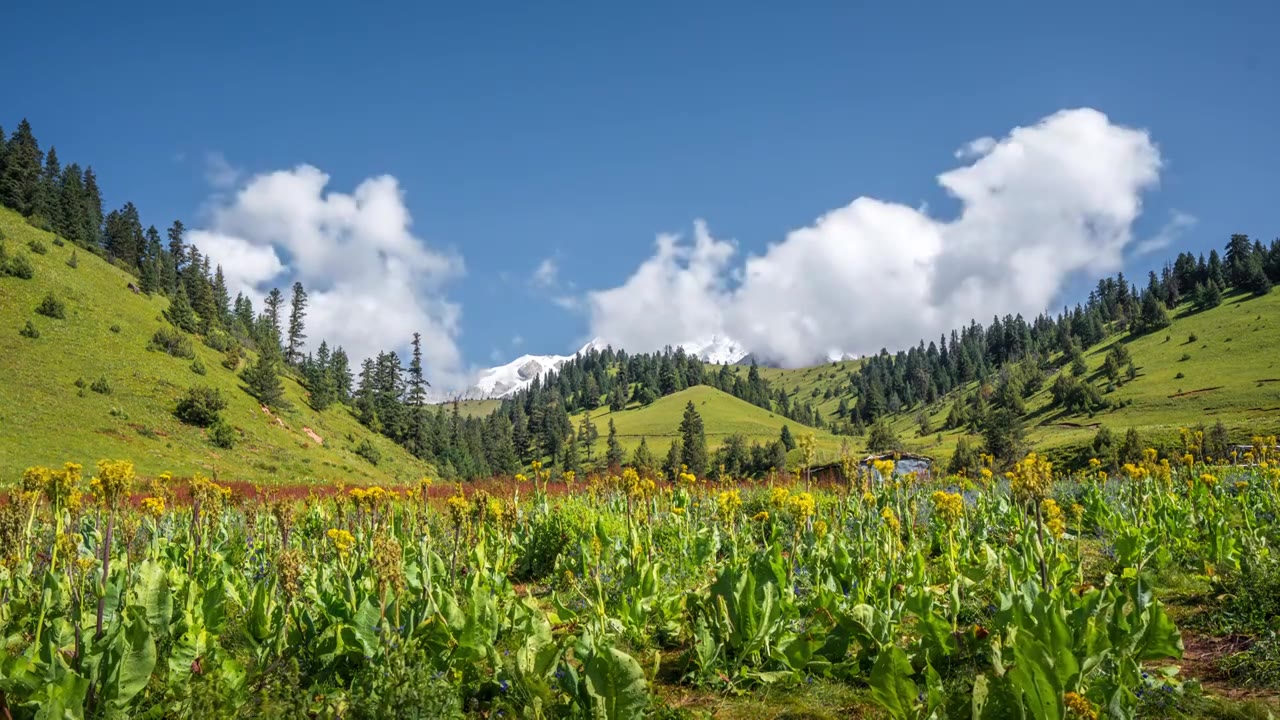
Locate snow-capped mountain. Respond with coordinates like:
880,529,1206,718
439,335,752,401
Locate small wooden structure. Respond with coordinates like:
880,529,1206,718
808,451,935,485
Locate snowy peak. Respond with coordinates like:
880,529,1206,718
447,334,752,402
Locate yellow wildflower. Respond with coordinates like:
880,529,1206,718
1200,473,1219,488
786,492,816,519
813,519,828,536
671,507,685,516
769,486,790,507
1063,691,1097,720
752,511,769,523
1040,498,1066,539
91,459,135,508
140,496,165,519
930,491,964,527
1008,452,1053,502
326,528,355,557
716,489,742,521
880,506,901,533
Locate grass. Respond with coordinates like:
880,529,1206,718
572,385,851,463
0,208,430,486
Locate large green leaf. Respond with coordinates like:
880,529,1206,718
136,560,172,639
107,608,156,709
868,646,917,720
584,647,649,720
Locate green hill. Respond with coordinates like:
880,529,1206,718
573,385,848,461
733,291,1280,464
0,208,429,486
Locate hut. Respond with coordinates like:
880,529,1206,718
808,451,935,485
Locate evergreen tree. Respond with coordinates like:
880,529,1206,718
242,350,287,409
286,281,308,364
982,407,1025,464
779,425,795,451
330,347,353,401
632,436,655,475
32,145,59,222
578,414,598,462
1243,253,1273,296
165,285,199,333
605,419,624,468
1,120,42,214
82,167,103,246
263,288,284,351
308,341,336,410
406,332,429,406
678,401,708,476
947,436,982,476
662,438,683,480
212,266,231,322
608,381,628,411
55,163,86,245
167,220,186,284
562,429,581,473
866,418,901,453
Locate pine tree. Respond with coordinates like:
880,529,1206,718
167,220,186,282
32,145,59,223
406,332,429,406
165,285,199,333
82,168,103,246
633,436,655,475
608,381,628,411
578,414,598,462
242,350,287,409
779,425,795,451
662,438,683,480
56,163,86,245
212,266,231,323
263,288,284,351
678,401,708,476
286,282,308,364
0,120,42,215
606,418,624,468
308,340,336,410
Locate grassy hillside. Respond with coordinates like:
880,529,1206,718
740,290,1280,463
573,385,849,462
0,208,429,486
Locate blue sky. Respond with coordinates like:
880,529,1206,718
4,1,1278,380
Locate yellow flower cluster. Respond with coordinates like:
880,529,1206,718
880,506,901,533
861,491,876,505
1008,452,1053,502
930,491,964,527
813,519,829,536
91,460,135,507
1041,498,1066,539
1199,473,1219,488
621,467,654,499
1234,480,1248,492
752,511,770,523
677,471,699,486
140,496,165,519
769,486,790,507
1063,691,1097,720
716,489,742,520
326,528,355,557
978,467,994,483
191,473,232,511
787,492,816,519
514,473,528,483
371,533,404,592
872,459,896,478
348,485,390,508
446,488,471,527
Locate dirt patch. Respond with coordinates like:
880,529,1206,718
1052,421,1101,429
1178,632,1276,700
303,427,324,445
1169,386,1224,399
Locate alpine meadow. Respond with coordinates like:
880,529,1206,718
4,16,1280,719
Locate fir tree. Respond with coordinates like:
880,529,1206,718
678,401,708,476
1,120,42,215
662,438,683,480
606,418,624,468
263,288,284,351
578,414,598,462
406,332,429,406
165,285,199,333
82,167,103,246
779,425,795,451
632,436,655,475
242,350,287,409
286,282,308,364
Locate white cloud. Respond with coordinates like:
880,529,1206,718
532,257,558,288
552,294,583,311
954,136,997,160
511,335,524,347
204,151,241,189
1135,210,1197,255
586,108,1164,367
192,165,467,386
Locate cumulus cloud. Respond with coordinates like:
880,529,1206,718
585,108,1164,367
191,165,467,386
